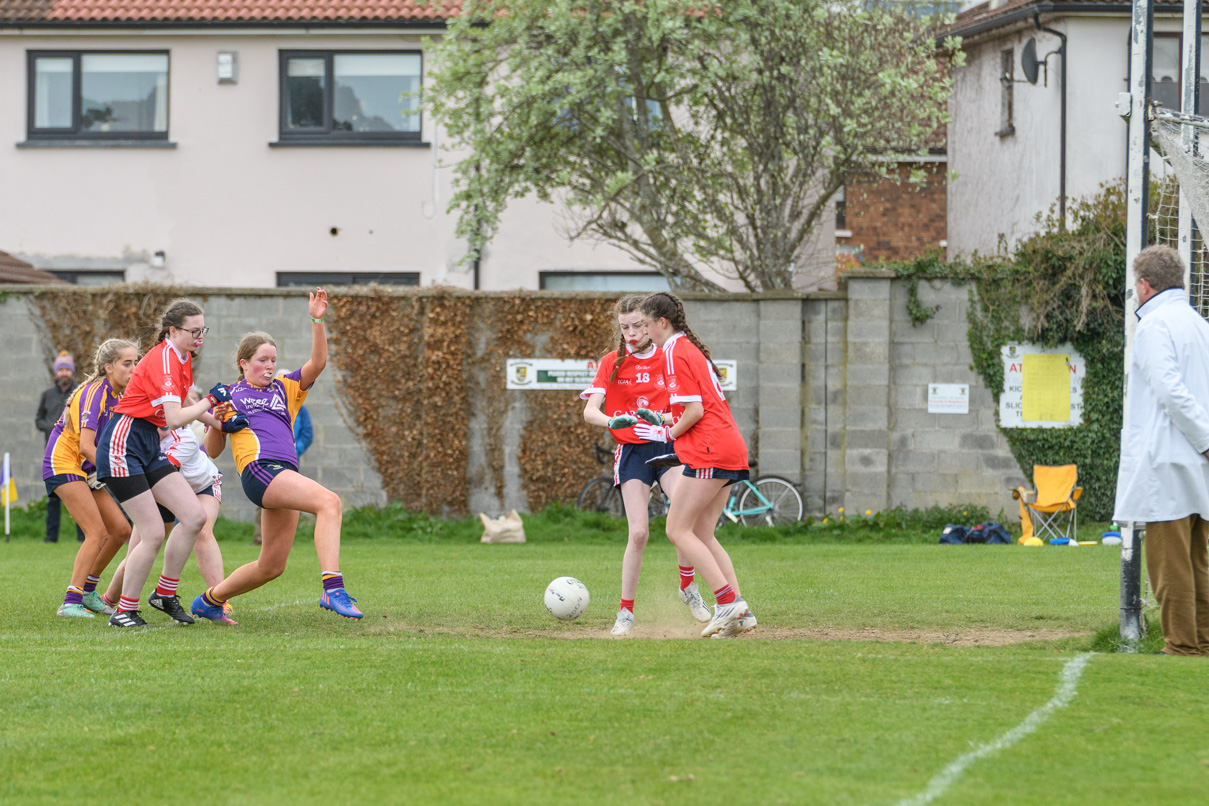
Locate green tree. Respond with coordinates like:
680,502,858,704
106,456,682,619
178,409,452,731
427,0,959,291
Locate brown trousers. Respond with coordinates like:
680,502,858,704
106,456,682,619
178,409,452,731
1145,516,1209,656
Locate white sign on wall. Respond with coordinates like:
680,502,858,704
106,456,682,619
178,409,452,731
999,343,1085,428
928,384,969,414
506,358,738,391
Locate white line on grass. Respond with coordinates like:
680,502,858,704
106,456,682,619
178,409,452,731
896,652,1094,806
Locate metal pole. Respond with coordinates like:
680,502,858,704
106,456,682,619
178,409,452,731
3,452,10,542
1178,0,1201,282
1035,15,1067,228
1121,0,1155,647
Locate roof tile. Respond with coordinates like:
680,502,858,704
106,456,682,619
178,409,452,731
0,0,461,23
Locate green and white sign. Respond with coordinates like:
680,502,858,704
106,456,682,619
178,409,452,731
506,358,738,391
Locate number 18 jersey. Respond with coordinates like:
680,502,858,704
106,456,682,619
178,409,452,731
581,344,669,445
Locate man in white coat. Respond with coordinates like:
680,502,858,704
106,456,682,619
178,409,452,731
1114,245,1209,656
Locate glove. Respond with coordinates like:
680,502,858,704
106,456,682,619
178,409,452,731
634,408,664,426
633,423,672,443
221,413,250,433
86,472,105,491
607,414,638,430
207,382,232,406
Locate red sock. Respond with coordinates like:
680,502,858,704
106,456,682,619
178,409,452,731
154,575,179,597
678,566,695,590
118,595,139,612
714,585,736,605
619,598,635,613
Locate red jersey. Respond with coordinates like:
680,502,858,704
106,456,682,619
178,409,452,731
661,332,747,470
581,344,669,445
113,340,193,428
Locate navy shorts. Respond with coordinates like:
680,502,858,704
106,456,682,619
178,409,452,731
681,465,751,488
96,415,177,502
44,472,86,498
240,459,297,508
614,440,676,487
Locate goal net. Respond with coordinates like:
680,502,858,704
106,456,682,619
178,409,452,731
1151,112,1209,315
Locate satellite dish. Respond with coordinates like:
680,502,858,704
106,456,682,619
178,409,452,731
1021,38,1041,85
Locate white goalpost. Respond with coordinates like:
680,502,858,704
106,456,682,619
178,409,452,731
1122,0,1206,644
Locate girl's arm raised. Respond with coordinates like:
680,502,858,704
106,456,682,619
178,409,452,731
300,287,328,390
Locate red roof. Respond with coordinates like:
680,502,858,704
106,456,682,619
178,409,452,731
0,251,68,284
0,1,461,23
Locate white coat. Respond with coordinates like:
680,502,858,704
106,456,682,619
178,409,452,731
1114,288,1209,522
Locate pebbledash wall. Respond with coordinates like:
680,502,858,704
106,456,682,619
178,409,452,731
0,274,1025,523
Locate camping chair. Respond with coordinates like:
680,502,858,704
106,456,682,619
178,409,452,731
1012,465,1082,545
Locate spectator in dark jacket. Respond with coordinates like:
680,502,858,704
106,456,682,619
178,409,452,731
36,351,84,543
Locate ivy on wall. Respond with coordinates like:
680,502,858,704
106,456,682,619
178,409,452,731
29,284,187,375
22,285,621,517
894,182,1127,519
329,290,617,515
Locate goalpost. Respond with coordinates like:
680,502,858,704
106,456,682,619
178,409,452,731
1122,0,1206,643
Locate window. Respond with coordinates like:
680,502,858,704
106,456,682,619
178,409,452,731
276,271,420,287
996,49,1014,137
834,185,847,230
278,51,422,144
49,269,127,285
1152,34,1209,115
27,51,168,140
539,271,670,292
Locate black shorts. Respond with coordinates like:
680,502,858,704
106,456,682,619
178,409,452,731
44,472,86,498
681,465,750,488
97,415,177,501
614,441,675,487
240,459,297,508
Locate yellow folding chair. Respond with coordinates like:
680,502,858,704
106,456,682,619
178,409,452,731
1012,465,1082,545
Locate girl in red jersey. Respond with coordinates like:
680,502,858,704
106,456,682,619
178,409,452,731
638,291,756,638
43,339,138,618
582,296,711,636
192,289,363,622
96,300,247,628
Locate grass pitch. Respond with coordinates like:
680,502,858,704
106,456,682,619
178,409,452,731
2,519,1207,805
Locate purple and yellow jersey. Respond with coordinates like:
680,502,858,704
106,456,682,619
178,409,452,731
223,368,310,474
42,378,119,480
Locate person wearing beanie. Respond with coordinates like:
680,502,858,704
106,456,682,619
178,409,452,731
36,351,83,544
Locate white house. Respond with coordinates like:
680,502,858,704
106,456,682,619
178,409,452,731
944,0,1201,255
0,1,838,290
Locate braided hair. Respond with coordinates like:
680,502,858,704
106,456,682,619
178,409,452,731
156,299,204,343
607,295,648,385
640,292,720,380
65,338,137,434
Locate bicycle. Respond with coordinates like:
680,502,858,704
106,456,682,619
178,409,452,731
719,473,803,526
576,442,671,519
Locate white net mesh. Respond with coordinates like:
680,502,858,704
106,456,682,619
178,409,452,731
1151,115,1209,315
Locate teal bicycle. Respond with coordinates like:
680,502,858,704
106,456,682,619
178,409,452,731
719,474,803,526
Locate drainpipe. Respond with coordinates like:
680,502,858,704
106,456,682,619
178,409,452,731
1035,13,1068,228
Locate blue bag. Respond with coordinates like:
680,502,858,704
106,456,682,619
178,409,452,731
939,524,969,545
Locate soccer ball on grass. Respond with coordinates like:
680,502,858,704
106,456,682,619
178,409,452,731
544,577,590,621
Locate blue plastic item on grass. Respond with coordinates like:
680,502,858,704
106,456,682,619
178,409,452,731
1049,537,1071,546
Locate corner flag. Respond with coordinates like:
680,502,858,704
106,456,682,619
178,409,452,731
0,454,15,506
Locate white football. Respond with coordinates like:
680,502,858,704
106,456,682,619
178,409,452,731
544,576,590,621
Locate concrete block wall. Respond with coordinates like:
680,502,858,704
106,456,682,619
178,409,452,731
0,280,1026,521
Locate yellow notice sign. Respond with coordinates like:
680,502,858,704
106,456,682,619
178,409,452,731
1021,354,1071,422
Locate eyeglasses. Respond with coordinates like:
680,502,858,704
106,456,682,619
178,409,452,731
182,326,209,339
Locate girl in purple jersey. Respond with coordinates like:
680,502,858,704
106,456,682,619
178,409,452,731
192,289,363,622
44,338,138,618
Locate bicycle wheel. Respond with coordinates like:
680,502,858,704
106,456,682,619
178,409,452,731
577,477,625,518
737,476,803,526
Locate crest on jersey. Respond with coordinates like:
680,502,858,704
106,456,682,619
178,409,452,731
270,394,287,413
655,374,665,389
667,376,679,393
636,396,649,409
163,379,174,392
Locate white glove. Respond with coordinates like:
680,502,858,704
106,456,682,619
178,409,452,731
86,472,105,491
633,423,672,443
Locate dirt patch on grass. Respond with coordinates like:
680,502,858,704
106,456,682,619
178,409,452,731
363,619,1087,646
